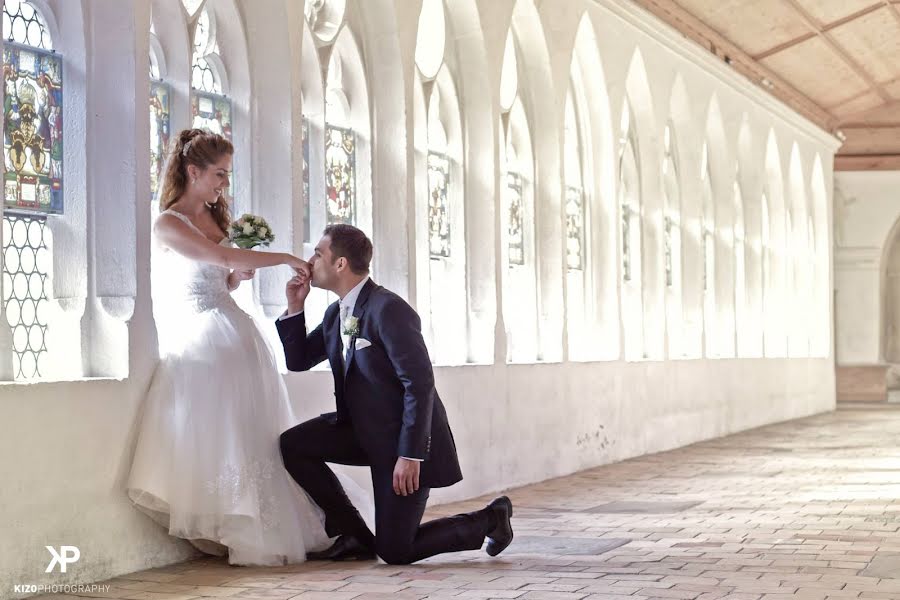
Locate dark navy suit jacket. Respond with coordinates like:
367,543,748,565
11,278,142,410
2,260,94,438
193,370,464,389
275,279,463,488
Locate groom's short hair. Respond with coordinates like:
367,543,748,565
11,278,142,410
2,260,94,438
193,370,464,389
323,224,372,275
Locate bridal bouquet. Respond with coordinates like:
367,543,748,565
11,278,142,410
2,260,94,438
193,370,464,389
230,213,275,249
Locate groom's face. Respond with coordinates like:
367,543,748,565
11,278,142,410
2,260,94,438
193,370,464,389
309,236,340,291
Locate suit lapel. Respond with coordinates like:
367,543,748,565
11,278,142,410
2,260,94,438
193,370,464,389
344,279,377,378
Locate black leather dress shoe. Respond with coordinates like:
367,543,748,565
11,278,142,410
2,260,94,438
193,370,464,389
307,535,376,561
485,496,513,556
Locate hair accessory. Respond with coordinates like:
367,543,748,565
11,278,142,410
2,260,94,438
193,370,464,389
182,139,194,157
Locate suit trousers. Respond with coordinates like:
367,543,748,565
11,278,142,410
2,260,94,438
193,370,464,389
280,415,489,564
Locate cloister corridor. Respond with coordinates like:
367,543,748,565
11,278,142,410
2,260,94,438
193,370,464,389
37,404,900,600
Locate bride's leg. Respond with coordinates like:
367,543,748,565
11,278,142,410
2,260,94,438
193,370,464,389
280,416,373,545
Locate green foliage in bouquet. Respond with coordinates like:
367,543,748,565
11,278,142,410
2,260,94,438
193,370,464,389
230,213,276,249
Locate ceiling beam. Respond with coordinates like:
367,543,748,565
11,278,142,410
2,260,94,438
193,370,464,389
753,3,884,60
783,0,892,103
628,0,835,129
835,154,900,170
884,1,900,28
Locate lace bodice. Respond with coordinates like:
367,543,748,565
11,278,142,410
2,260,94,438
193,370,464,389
153,209,234,313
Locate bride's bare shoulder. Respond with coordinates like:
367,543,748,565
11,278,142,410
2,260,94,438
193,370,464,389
154,210,193,244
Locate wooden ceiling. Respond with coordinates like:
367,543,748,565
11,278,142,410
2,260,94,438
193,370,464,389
631,0,900,170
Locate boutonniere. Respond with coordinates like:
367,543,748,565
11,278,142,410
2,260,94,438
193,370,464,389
342,315,360,337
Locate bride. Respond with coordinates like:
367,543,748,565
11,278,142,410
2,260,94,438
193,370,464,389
127,128,369,566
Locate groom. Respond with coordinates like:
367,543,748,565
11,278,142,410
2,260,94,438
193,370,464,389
277,224,513,564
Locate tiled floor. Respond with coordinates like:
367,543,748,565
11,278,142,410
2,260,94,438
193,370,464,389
40,404,900,600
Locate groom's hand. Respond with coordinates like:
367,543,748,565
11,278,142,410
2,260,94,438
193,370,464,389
393,457,420,496
286,274,311,314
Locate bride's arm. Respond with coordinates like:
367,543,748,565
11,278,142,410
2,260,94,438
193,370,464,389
155,214,307,272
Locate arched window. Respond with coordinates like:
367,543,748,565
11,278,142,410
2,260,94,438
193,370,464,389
733,178,747,356
426,91,450,259
505,145,525,266
298,17,325,247
762,132,787,357
700,142,716,356
761,190,771,307
618,99,643,360
807,213,815,355
2,0,62,379
413,0,467,364
662,124,680,289
619,102,641,284
324,52,356,226
298,4,372,343
662,122,683,357
500,28,538,363
301,111,311,240
302,0,372,236
190,5,232,140
564,92,584,272
149,26,170,203
564,84,588,360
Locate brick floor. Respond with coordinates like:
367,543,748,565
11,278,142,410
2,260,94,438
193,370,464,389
38,404,900,600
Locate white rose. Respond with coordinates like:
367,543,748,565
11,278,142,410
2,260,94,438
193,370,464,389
242,223,254,235
258,227,268,238
236,219,245,227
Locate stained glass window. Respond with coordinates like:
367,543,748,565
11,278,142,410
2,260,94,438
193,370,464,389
2,1,56,381
191,8,221,94
150,80,170,201
2,214,49,379
566,185,584,270
301,116,310,242
325,124,355,225
191,92,232,139
2,0,51,50
427,151,450,258
3,9,63,214
506,171,524,266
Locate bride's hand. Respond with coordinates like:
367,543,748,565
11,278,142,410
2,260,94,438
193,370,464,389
285,255,310,278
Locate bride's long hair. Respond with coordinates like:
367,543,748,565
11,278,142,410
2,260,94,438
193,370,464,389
159,129,234,234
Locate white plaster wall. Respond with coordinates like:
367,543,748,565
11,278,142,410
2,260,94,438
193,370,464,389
1,0,838,596
833,171,900,365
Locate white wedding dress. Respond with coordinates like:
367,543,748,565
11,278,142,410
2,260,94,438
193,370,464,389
127,209,371,566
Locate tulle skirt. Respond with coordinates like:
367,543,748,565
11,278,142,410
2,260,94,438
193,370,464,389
127,298,370,566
